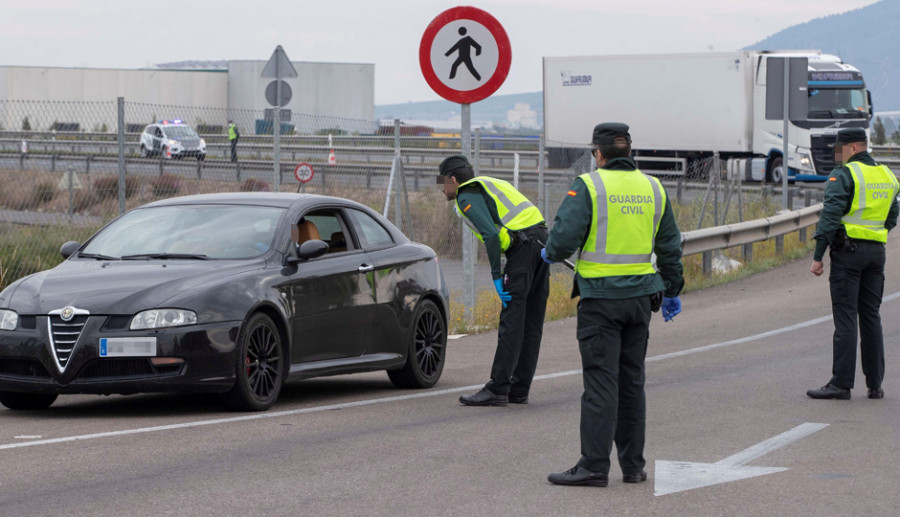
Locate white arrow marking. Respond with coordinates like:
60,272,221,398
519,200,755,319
655,422,829,496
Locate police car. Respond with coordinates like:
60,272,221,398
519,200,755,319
139,120,206,160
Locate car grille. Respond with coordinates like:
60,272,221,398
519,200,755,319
811,134,837,175
0,358,51,379
48,314,89,370
75,359,156,379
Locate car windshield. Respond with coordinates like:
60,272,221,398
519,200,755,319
81,205,284,259
163,125,198,137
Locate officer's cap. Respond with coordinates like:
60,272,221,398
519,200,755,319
828,127,867,148
592,123,631,146
439,155,470,176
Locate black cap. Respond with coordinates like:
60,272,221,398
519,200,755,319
829,127,867,148
592,123,631,146
439,155,470,176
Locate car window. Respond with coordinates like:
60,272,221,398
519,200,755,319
163,126,198,137
299,209,355,254
347,209,394,249
81,205,284,259
154,127,163,138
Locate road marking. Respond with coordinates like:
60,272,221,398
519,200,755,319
655,423,829,496
2,292,897,452
13,435,42,440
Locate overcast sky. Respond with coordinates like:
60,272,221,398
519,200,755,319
0,0,881,104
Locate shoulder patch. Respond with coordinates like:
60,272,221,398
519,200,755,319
463,203,472,213
829,177,837,181
567,190,577,197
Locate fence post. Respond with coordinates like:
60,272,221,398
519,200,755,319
50,154,57,172
702,251,712,276
676,179,683,204
742,243,753,261
117,96,126,215
775,235,784,256
236,163,242,183
67,168,74,224
85,155,91,175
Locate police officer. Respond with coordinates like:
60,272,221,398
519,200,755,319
438,155,550,406
228,120,240,163
542,123,683,487
807,127,899,400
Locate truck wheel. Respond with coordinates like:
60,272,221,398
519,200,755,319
767,156,784,184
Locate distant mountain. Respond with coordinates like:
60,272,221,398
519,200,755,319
155,60,228,70
375,91,543,131
744,0,900,111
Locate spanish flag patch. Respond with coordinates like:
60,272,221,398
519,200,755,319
463,203,472,212
567,190,577,197
829,177,837,181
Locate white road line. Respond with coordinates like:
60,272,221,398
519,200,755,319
2,291,897,452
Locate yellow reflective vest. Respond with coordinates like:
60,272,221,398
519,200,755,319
841,162,899,243
228,124,238,141
575,168,665,278
456,177,544,251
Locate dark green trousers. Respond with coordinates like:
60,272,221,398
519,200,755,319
829,240,886,390
484,228,549,398
575,296,651,475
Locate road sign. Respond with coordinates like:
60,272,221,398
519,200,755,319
265,80,293,107
294,162,314,183
261,45,298,79
419,6,511,104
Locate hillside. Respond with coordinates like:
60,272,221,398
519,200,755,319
744,0,900,111
375,91,542,131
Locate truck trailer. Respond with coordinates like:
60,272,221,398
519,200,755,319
543,50,872,182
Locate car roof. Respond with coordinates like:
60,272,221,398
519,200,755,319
138,192,370,210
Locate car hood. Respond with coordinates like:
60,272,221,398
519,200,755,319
9,259,263,315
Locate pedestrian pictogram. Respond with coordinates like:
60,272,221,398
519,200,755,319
419,6,511,104
446,26,482,81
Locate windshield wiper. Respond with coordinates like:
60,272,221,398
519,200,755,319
121,253,209,260
78,252,120,260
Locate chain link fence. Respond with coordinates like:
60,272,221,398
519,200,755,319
1,98,794,299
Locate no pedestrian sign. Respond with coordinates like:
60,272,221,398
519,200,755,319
419,6,511,104
294,162,314,183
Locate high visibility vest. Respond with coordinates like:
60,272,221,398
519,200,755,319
841,162,899,243
575,168,665,278
228,124,238,141
456,177,544,251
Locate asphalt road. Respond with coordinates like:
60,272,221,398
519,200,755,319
2,235,900,515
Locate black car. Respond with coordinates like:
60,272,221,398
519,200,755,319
0,193,449,411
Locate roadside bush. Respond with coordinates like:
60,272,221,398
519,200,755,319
93,175,139,200
151,173,181,198
240,178,271,192
33,182,56,205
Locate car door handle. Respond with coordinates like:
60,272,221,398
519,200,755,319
358,264,374,273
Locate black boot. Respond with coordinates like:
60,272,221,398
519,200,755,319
806,383,851,400
459,388,507,407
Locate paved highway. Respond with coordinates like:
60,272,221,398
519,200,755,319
1,237,899,515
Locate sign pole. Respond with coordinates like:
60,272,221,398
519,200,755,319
461,103,475,324
782,58,790,211
274,61,282,193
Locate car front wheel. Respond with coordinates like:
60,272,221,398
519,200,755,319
388,299,446,389
140,145,149,158
223,313,284,411
0,391,58,410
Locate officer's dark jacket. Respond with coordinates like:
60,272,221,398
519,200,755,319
813,151,900,260
545,157,684,299
456,181,544,280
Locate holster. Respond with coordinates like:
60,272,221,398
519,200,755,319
650,291,663,313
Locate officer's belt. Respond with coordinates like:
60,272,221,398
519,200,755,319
506,224,548,251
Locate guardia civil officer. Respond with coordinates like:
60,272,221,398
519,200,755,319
542,123,683,487
438,155,550,406
807,127,899,400
228,120,240,163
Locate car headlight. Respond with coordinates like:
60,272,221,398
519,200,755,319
200,138,206,150
168,140,178,147
130,309,197,330
0,309,18,330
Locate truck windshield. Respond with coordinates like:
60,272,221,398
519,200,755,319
808,88,868,119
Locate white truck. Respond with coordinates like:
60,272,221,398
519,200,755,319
543,50,872,182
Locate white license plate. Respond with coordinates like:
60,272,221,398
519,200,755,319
99,337,157,357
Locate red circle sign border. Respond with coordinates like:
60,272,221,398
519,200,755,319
294,162,314,183
419,6,511,104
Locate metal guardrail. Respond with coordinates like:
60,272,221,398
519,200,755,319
680,204,822,257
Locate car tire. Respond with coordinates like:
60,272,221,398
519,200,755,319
198,153,205,162
388,299,446,389
0,391,58,410
222,313,284,411
140,145,149,158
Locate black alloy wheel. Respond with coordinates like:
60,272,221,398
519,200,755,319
223,313,284,411
388,299,446,389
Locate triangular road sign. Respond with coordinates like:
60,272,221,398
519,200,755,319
57,171,83,190
261,45,298,79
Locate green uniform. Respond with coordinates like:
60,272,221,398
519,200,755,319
813,151,899,391
456,177,550,398
544,156,683,476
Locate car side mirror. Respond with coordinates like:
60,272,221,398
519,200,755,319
284,239,329,265
60,241,81,259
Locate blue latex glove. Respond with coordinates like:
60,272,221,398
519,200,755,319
493,278,511,309
662,296,681,322
540,248,555,265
